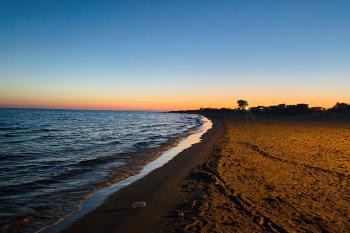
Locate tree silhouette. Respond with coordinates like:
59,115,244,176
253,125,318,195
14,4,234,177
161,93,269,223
237,99,249,110
332,102,350,113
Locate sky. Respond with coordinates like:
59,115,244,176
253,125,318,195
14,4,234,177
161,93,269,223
0,0,349,110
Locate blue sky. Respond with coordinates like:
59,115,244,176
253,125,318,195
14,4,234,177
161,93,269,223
0,0,349,109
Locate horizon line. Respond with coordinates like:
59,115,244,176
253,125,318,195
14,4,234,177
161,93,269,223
0,106,166,112
0,101,345,112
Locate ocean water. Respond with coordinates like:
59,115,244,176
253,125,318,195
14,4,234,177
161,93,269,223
0,108,203,233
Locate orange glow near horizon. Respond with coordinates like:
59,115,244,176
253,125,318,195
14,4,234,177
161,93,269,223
2,67,348,111
0,92,346,111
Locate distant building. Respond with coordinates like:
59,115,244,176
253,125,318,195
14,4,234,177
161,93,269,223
329,102,350,113
310,107,326,113
285,104,309,114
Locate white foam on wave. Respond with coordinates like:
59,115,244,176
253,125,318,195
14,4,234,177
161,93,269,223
41,115,212,233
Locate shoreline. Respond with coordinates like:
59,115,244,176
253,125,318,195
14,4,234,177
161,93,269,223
58,113,225,233
43,114,219,233
59,112,350,233
0,111,207,233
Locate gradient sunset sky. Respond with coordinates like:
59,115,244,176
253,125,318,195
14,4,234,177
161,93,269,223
1,0,349,110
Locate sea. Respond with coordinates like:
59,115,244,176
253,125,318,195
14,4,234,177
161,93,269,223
0,108,207,233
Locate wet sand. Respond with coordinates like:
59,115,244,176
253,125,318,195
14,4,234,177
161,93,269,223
60,114,225,233
61,113,350,233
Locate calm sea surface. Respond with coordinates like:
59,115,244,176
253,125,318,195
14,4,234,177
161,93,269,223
0,108,202,233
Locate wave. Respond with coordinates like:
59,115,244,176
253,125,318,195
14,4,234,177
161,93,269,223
0,133,17,138
99,140,121,146
1,136,45,144
0,126,25,131
147,134,168,140
25,128,62,134
141,123,168,128
2,167,93,192
1,128,63,135
1,130,63,143
77,155,117,167
132,141,158,149
2,139,32,144
3,154,129,190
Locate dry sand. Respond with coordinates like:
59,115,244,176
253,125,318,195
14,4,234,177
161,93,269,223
61,113,350,233
165,113,350,233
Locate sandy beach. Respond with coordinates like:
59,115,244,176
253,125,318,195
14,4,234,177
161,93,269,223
164,113,350,232
61,113,350,233
3,1,349,233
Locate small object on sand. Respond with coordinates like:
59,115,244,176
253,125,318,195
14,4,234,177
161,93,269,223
131,201,147,208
